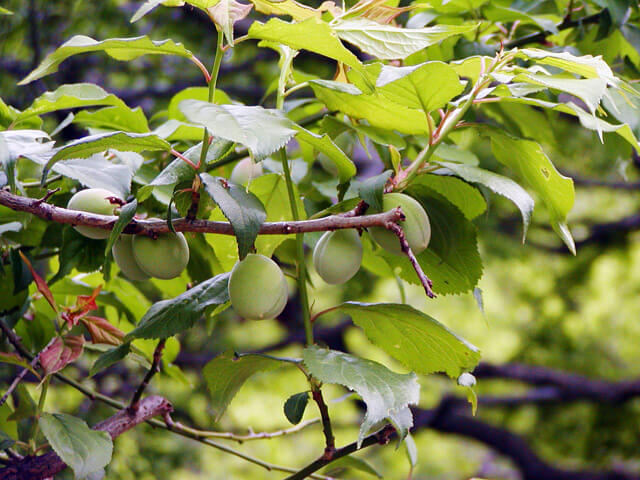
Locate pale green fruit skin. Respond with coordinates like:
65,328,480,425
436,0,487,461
228,254,288,320
112,235,150,281
67,188,121,239
132,232,190,280
369,193,431,256
230,158,263,185
313,229,362,285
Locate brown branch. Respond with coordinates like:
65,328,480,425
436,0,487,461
129,339,166,411
505,10,603,49
0,396,173,480
0,356,38,408
385,221,436,298
0,189,404,237
311,387,336,458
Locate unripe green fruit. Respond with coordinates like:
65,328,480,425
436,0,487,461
228,254,288,320
230,158,263,185
369,193,431,256
313,229,362,285
112,235,150,281
67,188,121,239
132,231,190,280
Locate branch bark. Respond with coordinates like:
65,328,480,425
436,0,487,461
0,189,403,237
0,396,173,480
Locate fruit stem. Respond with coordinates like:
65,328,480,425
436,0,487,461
208,27,224,103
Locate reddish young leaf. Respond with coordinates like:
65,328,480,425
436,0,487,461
39,335,85,376
61,285,102,327
80,316,125,346
18,250,58,313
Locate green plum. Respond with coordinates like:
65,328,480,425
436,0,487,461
228,254,288,320
112,235,150,281
313,229,362,284
67,188,121,239
132,231,190,280
369,192,431,255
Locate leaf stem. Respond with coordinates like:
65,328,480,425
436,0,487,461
208,27,224,102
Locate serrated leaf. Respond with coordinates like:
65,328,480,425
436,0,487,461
283,392,309,425
20,35,194,85
294,127,356,182
203,352,282,420
125,273,230,340
249,0,319,20
180,100,297,158
201,174,266,259
89,342,131,377
53,155,134,199
333,18,476,60
359,170,392,211
39,413,113,479
488,131,575,252
303,346,419,447
338,302,480,377
73,106,150,133
310,80,429,135
248,17,363,73
436,161,534,241
16,84,128,123
208,0,253,46
167,87,232,121
413,173,486,220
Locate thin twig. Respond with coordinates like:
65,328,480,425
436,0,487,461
385,221,435,298
311,386,336,459
0,356,38,408
129,339,166,412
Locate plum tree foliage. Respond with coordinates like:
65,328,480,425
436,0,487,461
0,0,639,478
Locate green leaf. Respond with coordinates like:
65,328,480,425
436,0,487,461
167,87,232,121
294,127,356,182
372,61,465,112
404,433,418,470
332,19,476,60
46,132,170,181
16,84,128,123
0,430,14,451
73,106,150,133
248,17,363,73
310,80,429,135
125,272,230,340
20,35,194,85
0,7,13,15
323,455,383,478
103,200,138,277
338,302,481,377
359,170,392,211
203,352,282,421
488,131,575,253
53,155,134,199
303,346,419,446
49,228,106,285
180,100,297,158
0,352,39,378
39,413,113,479
436,161,534,241
89,343,131,377
413,174,486,220
382,186,483,294
283,392,309,425
201,173,267,259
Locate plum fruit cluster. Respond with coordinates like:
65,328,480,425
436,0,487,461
67,188,190,280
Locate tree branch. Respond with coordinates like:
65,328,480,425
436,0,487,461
129,339,166,411
505,11,603,49
0,189,404,237
0,396,173,480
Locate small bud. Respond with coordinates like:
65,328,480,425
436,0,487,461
457,372,476,387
